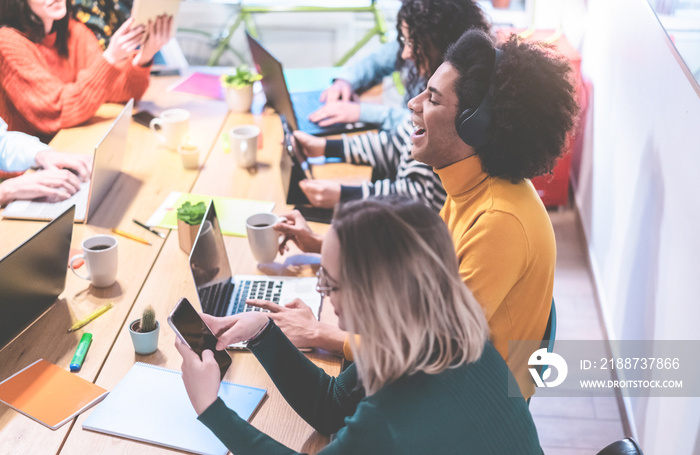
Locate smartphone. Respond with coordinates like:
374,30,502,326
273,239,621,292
168,298,232,380
133,110,156,128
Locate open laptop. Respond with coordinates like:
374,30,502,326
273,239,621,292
247,32,376,136
189,201,322,348
280,115,333,224
0,205,75,348
2,99,133,223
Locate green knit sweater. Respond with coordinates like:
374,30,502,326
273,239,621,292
198,322,542,454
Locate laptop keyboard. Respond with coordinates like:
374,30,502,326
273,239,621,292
200,279,283,317
2,180,89,220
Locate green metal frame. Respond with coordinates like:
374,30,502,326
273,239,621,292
207,1,389,66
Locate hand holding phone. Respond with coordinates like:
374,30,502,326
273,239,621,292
168,298,232,380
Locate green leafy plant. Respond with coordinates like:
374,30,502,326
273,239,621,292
176,201,207,226
220,65,262,89
139,305,157,333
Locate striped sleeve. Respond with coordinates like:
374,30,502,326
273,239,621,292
341,119,446,212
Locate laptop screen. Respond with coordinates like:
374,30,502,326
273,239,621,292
246,32,299,131
0,205,74,348
189,202,233,305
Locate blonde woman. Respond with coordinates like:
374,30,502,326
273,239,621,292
176,197,542,454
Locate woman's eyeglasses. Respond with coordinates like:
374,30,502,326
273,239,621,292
315,266,340,297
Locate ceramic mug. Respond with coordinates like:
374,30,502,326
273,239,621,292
245,213,282,263
230,125,259,168
150,109,190,149
70,235,118,287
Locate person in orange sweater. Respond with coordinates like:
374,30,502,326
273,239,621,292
0,0,172,141
245,30,578,400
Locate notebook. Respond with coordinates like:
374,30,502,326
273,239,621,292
2,99,133,222
0,359,108,430
146,191,275,237
0,205,74,348
83,362,266,455
190,201,322,348
130,0,182,37
247,32,376,136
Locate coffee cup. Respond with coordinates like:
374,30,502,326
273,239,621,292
178,144,200,170
70,235,119,287
150,109,190,149
230,125,259,168
245,213,282,263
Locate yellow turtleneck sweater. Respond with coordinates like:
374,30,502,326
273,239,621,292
435,155,554,399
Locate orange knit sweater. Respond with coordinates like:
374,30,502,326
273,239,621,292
0,20,150,141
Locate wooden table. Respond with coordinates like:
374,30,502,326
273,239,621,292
0,76,345,454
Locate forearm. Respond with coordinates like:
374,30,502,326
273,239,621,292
311,323,349,358
249,322,361,434
198,398,299,455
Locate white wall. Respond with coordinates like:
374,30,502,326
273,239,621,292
572,0,700,453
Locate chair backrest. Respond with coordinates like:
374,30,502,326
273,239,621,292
537,298,557,376
596,438,644,455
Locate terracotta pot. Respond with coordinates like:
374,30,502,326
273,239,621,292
223,85,254,113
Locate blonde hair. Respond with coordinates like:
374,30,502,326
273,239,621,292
332,197,489,395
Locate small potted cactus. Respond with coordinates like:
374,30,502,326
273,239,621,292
129,305,160,355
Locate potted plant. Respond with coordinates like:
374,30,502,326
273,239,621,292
176,201,207,254
220,65,262,113
129,305,159,355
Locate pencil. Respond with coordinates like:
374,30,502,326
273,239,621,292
111,228,152,246
68,303,113,332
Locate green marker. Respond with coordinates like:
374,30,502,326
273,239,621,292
70,333,92,372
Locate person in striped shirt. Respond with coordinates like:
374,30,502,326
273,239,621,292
293,118,446,212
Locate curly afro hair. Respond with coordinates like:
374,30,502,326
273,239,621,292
445,29,579,182
397,0,491,95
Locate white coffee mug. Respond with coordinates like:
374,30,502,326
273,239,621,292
150,109,190,149
230,125,259,168
245,213,282,263
70,235,118,287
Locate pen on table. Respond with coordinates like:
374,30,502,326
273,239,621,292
133,219,165,239
68,303,113,333
70,333,93,372
111,228,151,246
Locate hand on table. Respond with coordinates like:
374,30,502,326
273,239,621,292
134,15,174,67
103,18,145,64
273,210,323,254
308,101,361,127
0,170,82,205
319,79,356,103
175,338,221,415
34,149,92,181
293,131,326,158
246,298,319,348
299,179,341,209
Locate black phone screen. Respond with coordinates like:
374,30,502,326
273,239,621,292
168,298,232,380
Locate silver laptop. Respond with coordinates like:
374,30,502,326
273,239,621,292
189,200,322,348
0,205,74,348
2,99,133,223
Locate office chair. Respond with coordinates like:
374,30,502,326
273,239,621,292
527,298,556,405
596,438,644,455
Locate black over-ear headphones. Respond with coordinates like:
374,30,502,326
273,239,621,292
455,48,503,148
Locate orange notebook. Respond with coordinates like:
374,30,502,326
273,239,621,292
0,359,108,430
